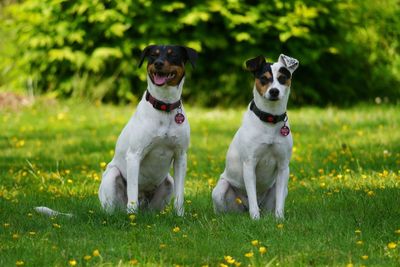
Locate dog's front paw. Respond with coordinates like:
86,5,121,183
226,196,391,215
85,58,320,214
175,207,185,217
275,209,285,220
174,197,184,216
249,209,260,220
126,202,138,214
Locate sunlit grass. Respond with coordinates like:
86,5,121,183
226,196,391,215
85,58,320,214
1,100,399,266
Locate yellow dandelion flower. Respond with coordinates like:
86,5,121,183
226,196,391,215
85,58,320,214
259,246,267,254
224,255,235,264
277,223,284,229
356,240,363,245
244,252,254,258
355,229,361,234
395,229,400,234
251,240,259,246
387,242,397,249
13,234,19,239
220,264,228,267
367,191,374,197
52,223,61,229
173,226,180,233
4,223,10,227
129,259,138,265
100,162,107,168
83,255,92,261
159,243,167,249
68,259,77,266
361,255,368,260
235,197,242,204
16,140,25,147
234,262,241,267
93,249,100,257
67,179,73,184
346,264,353,267
16,260,24,266
57,112,66,120
208,179,215,187
129,214,136,221
29,231,36,235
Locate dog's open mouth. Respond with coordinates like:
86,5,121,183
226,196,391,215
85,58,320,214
151,71,176,86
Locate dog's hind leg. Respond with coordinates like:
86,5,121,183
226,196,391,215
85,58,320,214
148,174,174,211
212,178,229,213
212,178,246,213
98,166,127,213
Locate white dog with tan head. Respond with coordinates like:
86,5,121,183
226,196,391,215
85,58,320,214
212,54,299,220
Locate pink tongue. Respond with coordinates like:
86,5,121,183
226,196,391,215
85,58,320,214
154,73,167,85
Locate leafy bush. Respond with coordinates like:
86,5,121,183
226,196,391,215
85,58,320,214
1,0,399,106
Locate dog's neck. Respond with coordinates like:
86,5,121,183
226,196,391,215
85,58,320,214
252,85,289,115
147,75,185,103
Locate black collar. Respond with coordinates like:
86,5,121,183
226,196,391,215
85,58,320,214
250,100,287,124
145,91,181,112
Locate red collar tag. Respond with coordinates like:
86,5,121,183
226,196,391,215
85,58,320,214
175,113,185,124
280,125,290,136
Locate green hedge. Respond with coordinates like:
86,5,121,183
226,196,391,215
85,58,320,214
1,0,399,106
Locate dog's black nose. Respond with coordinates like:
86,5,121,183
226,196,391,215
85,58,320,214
269,88,279,98
154,59,164,69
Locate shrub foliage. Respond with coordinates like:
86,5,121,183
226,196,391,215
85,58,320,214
1,0,399,106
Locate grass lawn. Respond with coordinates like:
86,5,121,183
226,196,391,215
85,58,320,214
1,99,399,266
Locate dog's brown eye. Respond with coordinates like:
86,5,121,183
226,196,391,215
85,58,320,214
259,76,273,85
278,75,288,84
259,76,268,85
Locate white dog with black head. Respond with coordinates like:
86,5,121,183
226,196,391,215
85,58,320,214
98,45,197,215
212,54,299,220
35,45,197,218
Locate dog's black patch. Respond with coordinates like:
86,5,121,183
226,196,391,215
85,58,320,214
277,67,291,85
138,45,197,68
245,56,274,82
257,63,273,84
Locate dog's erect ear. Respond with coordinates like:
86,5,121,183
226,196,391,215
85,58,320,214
138,45,156,68
181,46,198,68
245,55,266,73
278,54,299,73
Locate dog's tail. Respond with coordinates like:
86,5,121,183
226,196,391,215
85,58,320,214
34,206,73,218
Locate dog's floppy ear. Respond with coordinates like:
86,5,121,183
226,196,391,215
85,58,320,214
245,55,266,73
278,54,299,73
138,45,156,68
181,46,198,68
